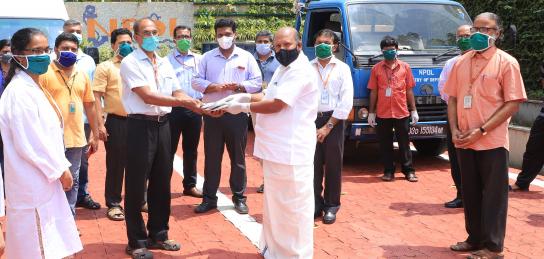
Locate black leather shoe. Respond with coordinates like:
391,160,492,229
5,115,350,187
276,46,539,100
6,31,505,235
323,211,337,224
381,173,394,182
76,195,102,210
233,200,249,214
194,201,217,213
444,198,463,208
314,209,323,219
183,187,203,198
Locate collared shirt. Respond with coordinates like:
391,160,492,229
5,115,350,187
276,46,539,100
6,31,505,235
254,53,319,166
310,57,354,120
444,47,527,151
39,62,95,148
167,49,203,99
93,56,127,116
193,46,262,103
367,60,415,119
438,55,461,103
254,51,280,84
76,50,96,81
120,47,181,115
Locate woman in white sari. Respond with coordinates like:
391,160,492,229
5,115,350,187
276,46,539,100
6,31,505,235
0,28,82,259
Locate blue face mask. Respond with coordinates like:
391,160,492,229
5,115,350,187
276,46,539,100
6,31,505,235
14,54,51,75
141,36,159,52
118,42,134,57
57,51,77,67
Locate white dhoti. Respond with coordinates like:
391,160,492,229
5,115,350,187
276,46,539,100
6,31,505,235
259,160,314,259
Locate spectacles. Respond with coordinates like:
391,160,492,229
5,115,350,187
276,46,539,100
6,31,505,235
175,35,191,40
140,30,159,37
456,35,471,40
23,47,52,55
470,27,498,34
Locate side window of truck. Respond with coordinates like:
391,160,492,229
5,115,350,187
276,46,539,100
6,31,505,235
306,10,344,60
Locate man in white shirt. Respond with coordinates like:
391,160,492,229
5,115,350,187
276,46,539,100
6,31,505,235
437,24,472,209
311,29,353,225
219,26,319,259
120,18,202,258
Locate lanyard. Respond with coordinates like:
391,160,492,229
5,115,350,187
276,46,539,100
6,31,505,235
314,63,335,89
467,54,498,94
383,63,396,87
39,84,63,128
57,70,77,97
174,54,196,70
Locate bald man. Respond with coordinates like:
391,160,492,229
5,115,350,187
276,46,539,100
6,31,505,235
216,27,318,258
438,24,472,209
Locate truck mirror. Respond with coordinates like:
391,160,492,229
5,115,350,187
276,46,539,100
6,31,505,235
83,47,99,65
500,24,517,50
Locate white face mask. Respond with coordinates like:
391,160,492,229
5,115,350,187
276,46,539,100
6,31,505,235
217,36,234,50
255,43,272,56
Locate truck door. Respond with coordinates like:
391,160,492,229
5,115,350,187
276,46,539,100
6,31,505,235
302,8,346,62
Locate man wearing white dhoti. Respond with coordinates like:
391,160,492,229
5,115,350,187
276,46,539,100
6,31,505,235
0,28,82,259
218,27,319,259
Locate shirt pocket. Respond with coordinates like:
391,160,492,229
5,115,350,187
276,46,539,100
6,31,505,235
327,74,343,96
232,62,247,82
160,75,176,95
478,76,503,102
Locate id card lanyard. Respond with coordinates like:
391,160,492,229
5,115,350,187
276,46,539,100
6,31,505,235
465,56,495,109
58,70,77,113
383,64,394,97
315,62,336,105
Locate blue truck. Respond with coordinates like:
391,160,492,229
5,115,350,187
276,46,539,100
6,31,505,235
296,0,472,156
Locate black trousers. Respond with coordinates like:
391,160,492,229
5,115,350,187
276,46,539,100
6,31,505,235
457,147,509,252
515,114,544,189
125,117,172,248
202,113,248,203
446,120,462,199
314,113,345,212
376,116,414,174
169,107,202,190
104,115,127,208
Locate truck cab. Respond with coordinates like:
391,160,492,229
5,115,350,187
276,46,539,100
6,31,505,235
296,0,472,156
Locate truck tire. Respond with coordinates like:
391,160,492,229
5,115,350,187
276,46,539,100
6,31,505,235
413,139,447,157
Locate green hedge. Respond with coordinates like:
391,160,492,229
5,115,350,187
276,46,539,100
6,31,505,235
457,0,544,100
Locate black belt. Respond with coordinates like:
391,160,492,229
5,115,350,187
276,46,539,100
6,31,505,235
127,114,169,123
317,111,333,117
108,114,127,120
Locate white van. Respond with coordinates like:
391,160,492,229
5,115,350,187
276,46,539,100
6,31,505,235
0,0,68,43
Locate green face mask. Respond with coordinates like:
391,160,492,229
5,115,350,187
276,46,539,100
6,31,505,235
177,39,191,53
315,43,333,59
457,37,472,52
383,49,397,60
470,32,494,52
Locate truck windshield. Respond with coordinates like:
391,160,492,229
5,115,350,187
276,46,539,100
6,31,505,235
0,18,64,46
347,3,471,55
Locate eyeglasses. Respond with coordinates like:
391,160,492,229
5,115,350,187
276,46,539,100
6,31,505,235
140,30,159,37
456,35,471,40
470,27,498,34
175,35,191,40
23,47,52,55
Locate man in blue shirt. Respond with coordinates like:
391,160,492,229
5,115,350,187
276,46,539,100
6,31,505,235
167,25,204,198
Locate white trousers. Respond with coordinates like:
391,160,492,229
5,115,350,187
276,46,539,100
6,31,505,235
260,160,314,259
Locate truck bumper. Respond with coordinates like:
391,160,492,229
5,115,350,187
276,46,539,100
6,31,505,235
348,121,448,142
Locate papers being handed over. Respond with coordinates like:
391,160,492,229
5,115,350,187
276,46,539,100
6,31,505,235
201,93,252,112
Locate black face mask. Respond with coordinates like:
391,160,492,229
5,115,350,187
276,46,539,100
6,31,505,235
275,48,299,67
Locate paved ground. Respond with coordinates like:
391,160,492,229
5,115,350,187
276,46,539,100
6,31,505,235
62,132,544,258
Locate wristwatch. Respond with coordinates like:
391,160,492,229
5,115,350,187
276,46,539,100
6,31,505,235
479,126,487,136
236,85,244,92
326,122,334,129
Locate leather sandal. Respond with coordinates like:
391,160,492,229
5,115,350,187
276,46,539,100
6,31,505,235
450,241,479,252
106,206,125,221
467,249,504,259
405,173,418,182
147,239,181,251
125,246,153,259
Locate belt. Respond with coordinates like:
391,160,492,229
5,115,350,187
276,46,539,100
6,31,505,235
108,114,127,120
127,114,169,123
317,111,333,117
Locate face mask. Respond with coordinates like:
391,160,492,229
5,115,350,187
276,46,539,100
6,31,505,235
57,51,77,67
141,36,160,52
470,32,495,52
14,54,51,75
1,53,12,64
255,43,271,56
315,43,333,59
383,49,397,61
275,48,299,67
217,36,234,50
177,39,191,53
72,33,83,44
457,38,472,52
118,42,133,57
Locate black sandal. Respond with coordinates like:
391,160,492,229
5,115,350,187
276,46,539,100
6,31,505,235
147,239,181,251
125,246,153,259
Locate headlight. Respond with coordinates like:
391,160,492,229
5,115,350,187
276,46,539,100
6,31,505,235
358,108,369,120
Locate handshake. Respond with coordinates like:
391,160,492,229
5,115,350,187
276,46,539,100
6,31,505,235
200,93,252,115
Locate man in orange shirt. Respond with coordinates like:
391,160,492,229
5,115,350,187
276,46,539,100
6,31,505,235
368,36,419,182
444,13,526,259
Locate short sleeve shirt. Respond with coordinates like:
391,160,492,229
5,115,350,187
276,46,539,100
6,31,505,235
367,60,415,119
120,48,181,115
443,47,527,151
93,56,127,116
39,62,95,148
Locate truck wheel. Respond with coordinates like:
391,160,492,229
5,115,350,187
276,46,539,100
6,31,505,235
413,139,447,156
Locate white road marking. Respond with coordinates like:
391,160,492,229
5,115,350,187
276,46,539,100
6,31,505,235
173,155,262,248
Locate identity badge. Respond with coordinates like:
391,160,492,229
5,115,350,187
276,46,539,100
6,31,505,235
385,87,392,97
321,90,330,105
463,95,472,109
69,101,76,113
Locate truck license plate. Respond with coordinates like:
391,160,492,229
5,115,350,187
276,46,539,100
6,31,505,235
408,124,446,137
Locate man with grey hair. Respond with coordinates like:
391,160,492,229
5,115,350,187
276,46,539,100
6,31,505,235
217,26,318,258
444,12,526,259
